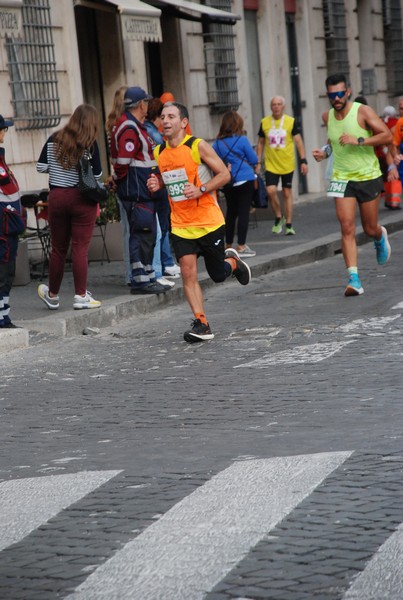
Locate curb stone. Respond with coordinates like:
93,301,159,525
3,207,403,352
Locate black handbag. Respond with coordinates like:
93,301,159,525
252,174,268,208
78,151,108,205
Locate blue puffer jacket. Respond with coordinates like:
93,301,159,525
213,135,258,183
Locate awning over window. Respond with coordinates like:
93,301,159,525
106,0,162,41
106,0,161,17
75,0,162,42
0,1,22,6
143,0,241,24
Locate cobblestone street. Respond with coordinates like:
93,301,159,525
1,231,403,599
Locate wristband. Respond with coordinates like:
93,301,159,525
388,164,397,172
300,158,308,165
321,144,332,158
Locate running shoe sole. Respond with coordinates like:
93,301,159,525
226,248,251,285
376,226,391,265
38,284,59,310
184,331,215,343
344,284,364,297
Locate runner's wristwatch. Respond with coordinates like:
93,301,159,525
199,185,207,193
357,137,365,145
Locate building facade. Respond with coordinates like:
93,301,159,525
1,0,403,196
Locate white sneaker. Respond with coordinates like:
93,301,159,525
38,284,59,310
73,291,101,310
163,264,181,278
237,245,256,258
157,276,175,288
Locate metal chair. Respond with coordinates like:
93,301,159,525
92,218,110,264
20,191,51,280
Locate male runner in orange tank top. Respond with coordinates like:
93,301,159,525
147,102,251,343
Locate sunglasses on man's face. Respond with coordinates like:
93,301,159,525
327,90,347,100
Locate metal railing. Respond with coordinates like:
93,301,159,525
203,0,239,113
5,0,61,131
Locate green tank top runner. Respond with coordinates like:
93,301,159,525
328,102,381,182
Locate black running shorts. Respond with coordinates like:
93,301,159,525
265,170,294,189
171,225,228,283
343,176,384,204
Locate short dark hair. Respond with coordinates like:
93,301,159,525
325,73,348,88
147,98,163,122
163,101,189,121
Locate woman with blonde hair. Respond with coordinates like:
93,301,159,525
36,103,103,310
105,85,127,139
213,110,258,257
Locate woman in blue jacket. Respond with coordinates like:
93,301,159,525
213,111,258,257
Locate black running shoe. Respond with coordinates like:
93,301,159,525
184,319,214,343
131,281,170,295
225,248,251,285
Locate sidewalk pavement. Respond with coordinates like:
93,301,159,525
4,192,403,352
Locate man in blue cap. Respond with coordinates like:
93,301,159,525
110,86,170,295
0,114,26,327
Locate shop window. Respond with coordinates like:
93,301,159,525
203,0,239,113
382,0,403,96
5,0,61,131
322,0,349,79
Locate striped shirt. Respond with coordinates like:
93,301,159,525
36,136,102,188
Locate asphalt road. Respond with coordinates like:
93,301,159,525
1,229,403,599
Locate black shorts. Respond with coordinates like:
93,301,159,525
343,176,383,204
171,225,228,283
171,225,225,259
265,171,293,189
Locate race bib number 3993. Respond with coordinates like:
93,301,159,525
327,180,348,197
161,168,188,202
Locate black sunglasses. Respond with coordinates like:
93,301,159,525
327,90,347,100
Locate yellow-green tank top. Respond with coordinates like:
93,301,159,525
328,102,381,181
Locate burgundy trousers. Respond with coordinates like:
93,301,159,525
47,187,97,296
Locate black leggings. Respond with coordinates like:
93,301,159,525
224,180,254,245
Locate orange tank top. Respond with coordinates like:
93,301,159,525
154,135,225,231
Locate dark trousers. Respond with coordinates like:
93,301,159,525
224,180,254,245
0,200,22,326
122,200,157,288
0,254,16,326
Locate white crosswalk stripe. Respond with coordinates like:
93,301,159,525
0,470,121,551
1,456,402,599
66,452,352,600
234,340,355,368
343,522,403,600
